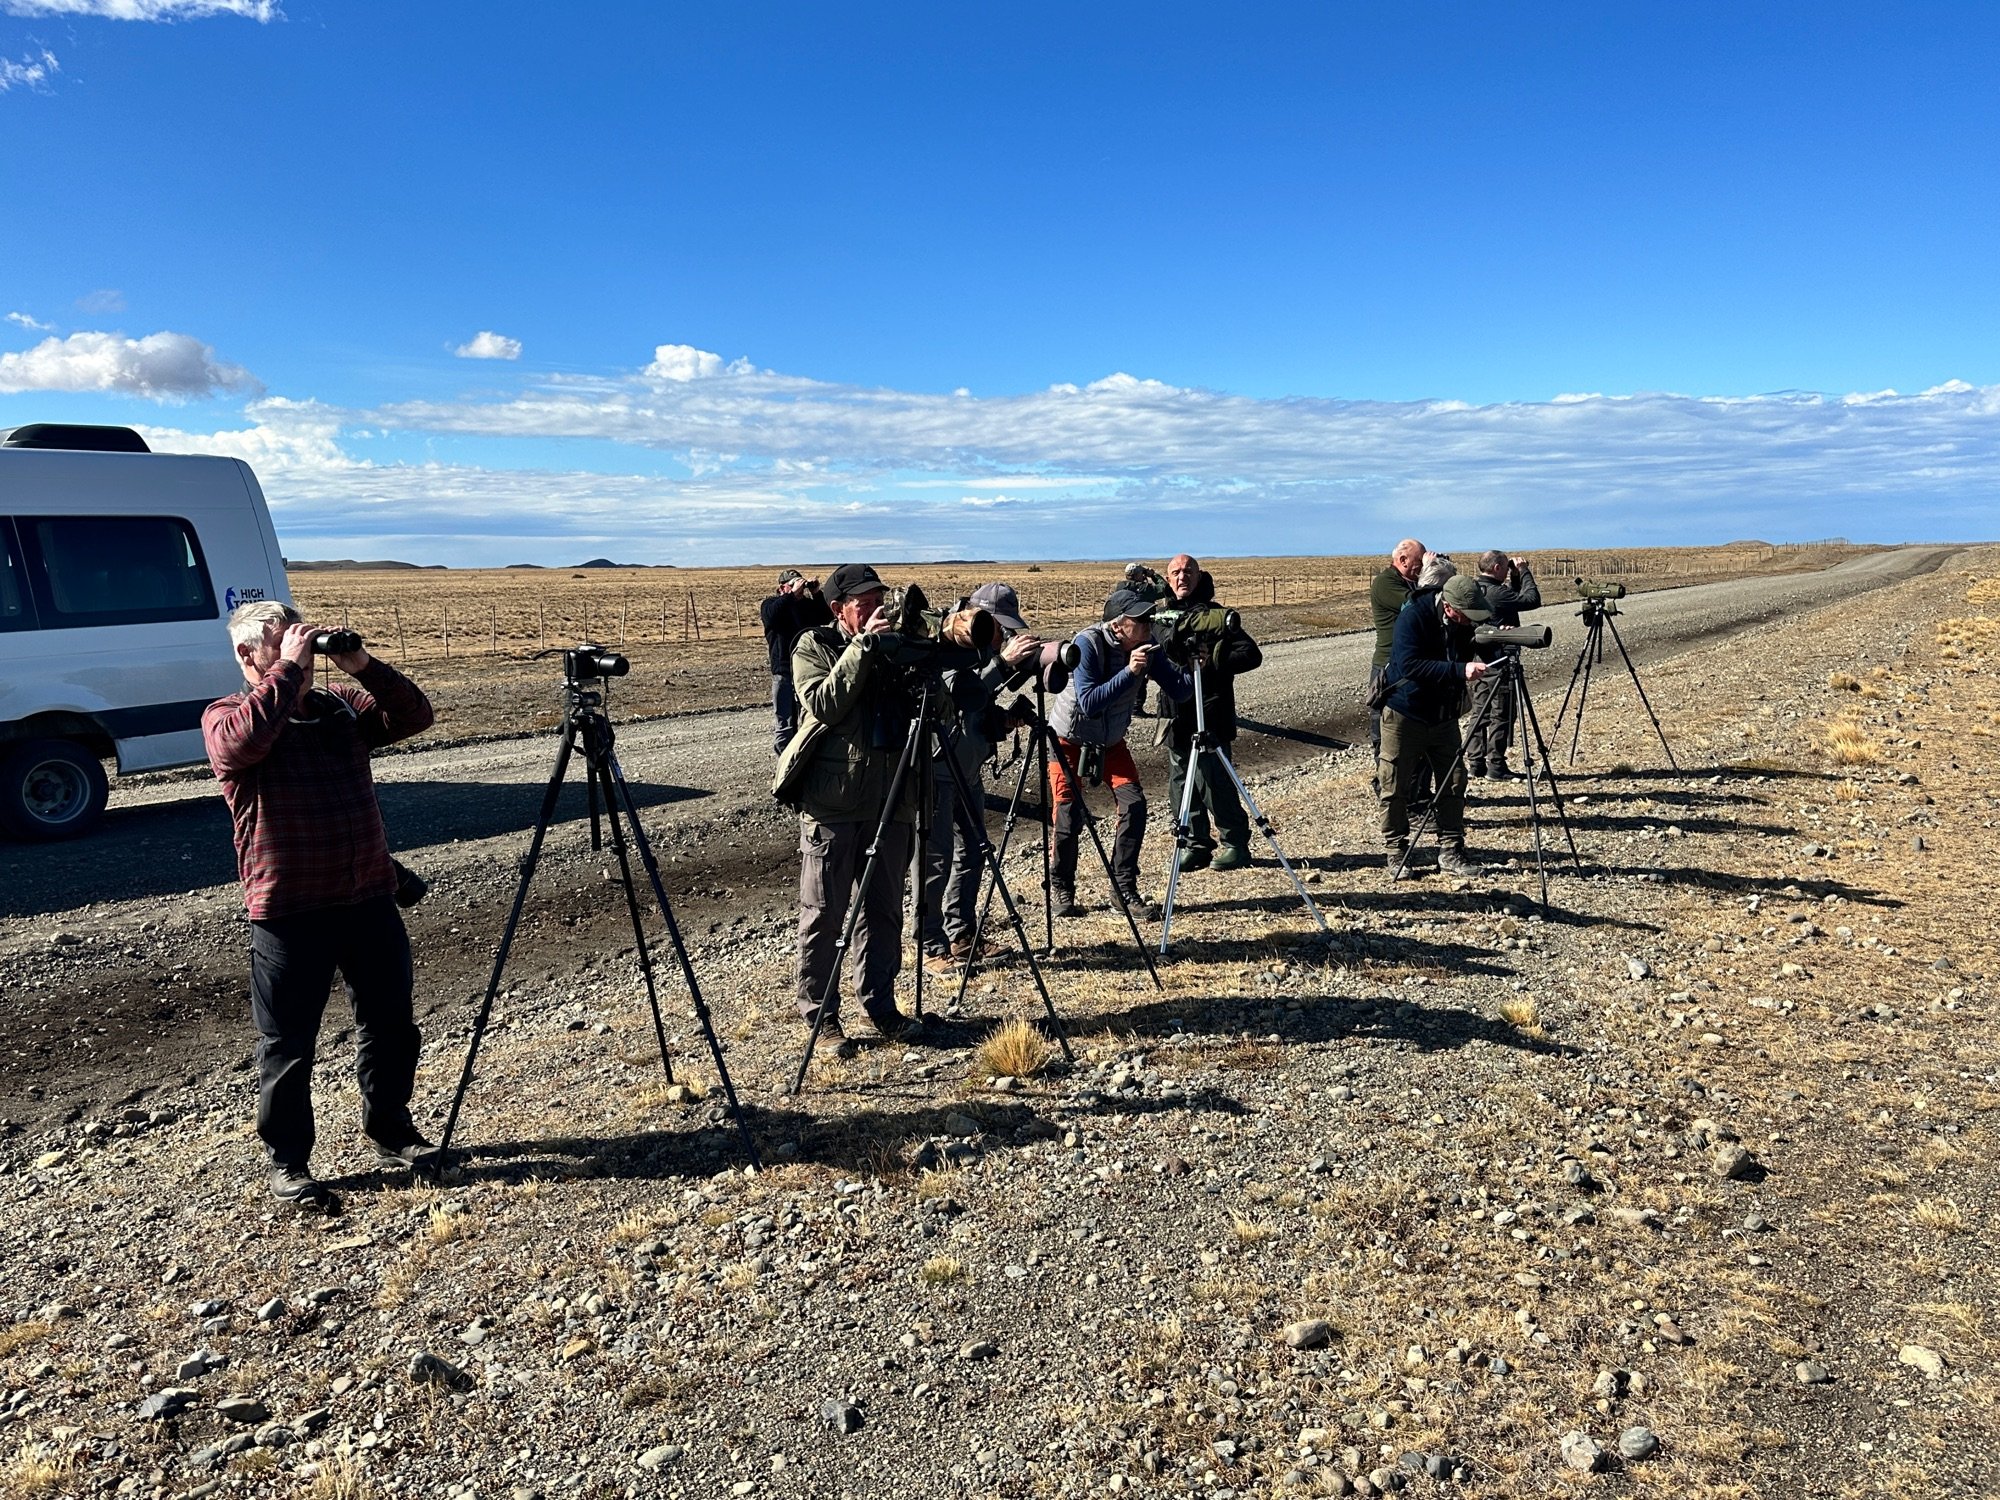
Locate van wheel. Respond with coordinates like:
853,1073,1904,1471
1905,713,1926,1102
0,739,110,841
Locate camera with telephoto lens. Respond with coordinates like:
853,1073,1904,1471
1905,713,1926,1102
1575,577,1628,603
1005,638,1081,695
563,643,630,682
1473,624,1553,649
312,629,364,655
1151,605,1240,660
872,584,998,675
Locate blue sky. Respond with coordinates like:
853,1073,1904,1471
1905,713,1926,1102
3,2,1997,564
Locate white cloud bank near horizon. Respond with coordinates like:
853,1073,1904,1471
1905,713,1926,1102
0,329,259,399
6,335,1992,563
1,0,275,20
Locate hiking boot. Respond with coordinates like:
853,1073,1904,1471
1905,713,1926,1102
1177,845,1213,872
1385,844,1413,880
269,1165,342,1215
1464,761,1487,778
816,1016,860,1060
1211,842,1251,871
948,934,998,963
367,1130,447,1175
922,949,960,977
1485,763,1519,781
1112,886,1161,922
1050,886,1085,918
1436,843,1479,878
873,1011,926,1044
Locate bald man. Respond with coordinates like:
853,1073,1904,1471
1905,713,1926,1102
1368,539,1426,771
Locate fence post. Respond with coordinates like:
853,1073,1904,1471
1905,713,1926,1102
442,603,449,659
620,593,629,645
394,603,406,661
490,603,497,656
538,598,545,649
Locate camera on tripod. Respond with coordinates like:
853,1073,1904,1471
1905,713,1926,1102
311,629,364,655
1473,623,1553,649
562,644,630,683
1005,638,1081,695
1152,605,1240,660
1574,577,1628,608
874,585,999,675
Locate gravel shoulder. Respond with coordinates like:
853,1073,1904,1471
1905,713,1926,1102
1,542,1993,1500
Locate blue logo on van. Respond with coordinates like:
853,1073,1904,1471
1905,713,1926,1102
225,586,266,610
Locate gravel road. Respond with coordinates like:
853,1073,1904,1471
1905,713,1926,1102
0,545,1959,1126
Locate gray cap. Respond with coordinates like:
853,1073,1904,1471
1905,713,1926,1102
967,582,1026,631
1440,573,1492,621
1101,585,1158,623
776,568,804,587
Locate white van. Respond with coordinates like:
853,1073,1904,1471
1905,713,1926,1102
0,423,292,839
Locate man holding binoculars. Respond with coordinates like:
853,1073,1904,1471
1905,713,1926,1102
203,601,438,1213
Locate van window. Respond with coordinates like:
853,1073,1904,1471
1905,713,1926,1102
0,521,32,632
19,515,218,628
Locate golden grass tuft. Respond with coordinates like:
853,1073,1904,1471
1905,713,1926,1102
1912,1198,1966,1233
0,1440,81,1500
1231,1215,1279,1246
1822,720,1885,766
920,1256,965,1285
301,1454,381,1500
1828,671,1862,692
973,1017,1052,1080
0,1325,50,1359
426,1205,470,1244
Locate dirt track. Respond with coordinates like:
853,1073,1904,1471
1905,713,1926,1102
0,546,1959,1130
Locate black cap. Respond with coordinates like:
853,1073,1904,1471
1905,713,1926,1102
1101,585,1158,623
826,563,886,601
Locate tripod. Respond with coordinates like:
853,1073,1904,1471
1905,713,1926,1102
1395,652,1582,905
789,678,1073,1095
948,682,1164,1011
1550,598,1679,769
1160,658,1327,952
439,653,758,1167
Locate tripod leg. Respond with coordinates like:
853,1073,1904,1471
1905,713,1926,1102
1552,624,1592,738
1507,670,1553,905
789,722,926,1095
1604,614,1680,770
912,757,930,1020
1211,748,1327,929
1158,740,1205,955
1045,730,1163,989
952,734,1037,1014
935,727,1073,1061
1514,671,1584,871
438,722,579,1156
1038,695,1053,955
587,745,675,1086
1392,679,1491,880
600,749,759,1166
1567,620,1601,766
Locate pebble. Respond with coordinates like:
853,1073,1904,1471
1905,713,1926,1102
215,1396,269,1425
959,1340,999,1361
820,1398,864,1434
636,1444,682,1471
1559,1430,1605,1472
943,1113,982,1137
1625,957,1651,981
1713,1143,1757,1180
1899,1345,1946,1379
1618,1426,1659,1461
409,1352,474,1391
1284,1320,1333,1350
1796,1361,1831,1385
136,1389,195,1421
254,1297,285,1322
188,1299,226,1318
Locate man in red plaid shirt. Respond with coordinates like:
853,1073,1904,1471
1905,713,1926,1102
204,600,436,1213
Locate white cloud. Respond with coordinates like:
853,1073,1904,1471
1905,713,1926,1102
0,329,259,399
0,47,57,91
5,311,53,331
644,344,726,382
1,1,277,19
453,330,522,361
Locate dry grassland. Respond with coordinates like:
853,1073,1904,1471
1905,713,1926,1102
289,542,1878,739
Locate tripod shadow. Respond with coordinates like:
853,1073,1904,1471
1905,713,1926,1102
1328,886,1657,932
1091,989,1579,1057
1593,863,1907,908
1237,717,1355,752
1149,930,1519,978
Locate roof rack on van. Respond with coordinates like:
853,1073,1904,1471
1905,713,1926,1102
0,423,152,453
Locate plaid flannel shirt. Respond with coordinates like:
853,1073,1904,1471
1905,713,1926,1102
203,658,434,920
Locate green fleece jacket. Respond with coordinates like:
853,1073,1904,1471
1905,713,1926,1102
787,623,920,826
1370,566,1414,670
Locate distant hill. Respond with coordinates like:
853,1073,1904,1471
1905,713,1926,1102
286,559,443,571
575,558,671,569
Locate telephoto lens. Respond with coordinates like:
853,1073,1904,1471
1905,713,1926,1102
1473,624,1553,649
564,644,630,680
311,629,364,655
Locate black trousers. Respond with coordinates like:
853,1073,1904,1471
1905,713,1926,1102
249,894,419,1170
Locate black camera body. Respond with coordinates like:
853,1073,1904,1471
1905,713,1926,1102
311,629,364,655
563,644,630,683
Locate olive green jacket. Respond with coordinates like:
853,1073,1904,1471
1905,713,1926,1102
1369,566,1414,670
776,623,919,826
